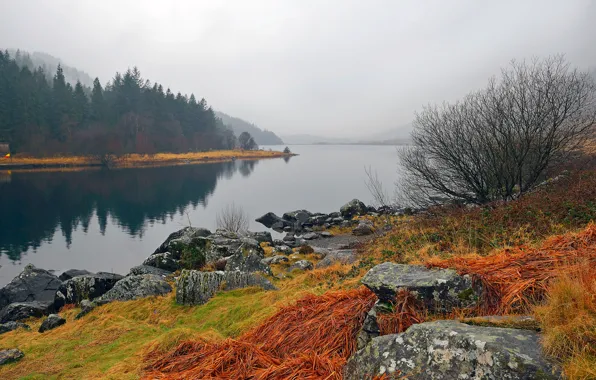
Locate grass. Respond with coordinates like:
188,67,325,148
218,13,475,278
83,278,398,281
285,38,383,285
0,150,291,170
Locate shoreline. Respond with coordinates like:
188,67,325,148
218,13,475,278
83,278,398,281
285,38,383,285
0,150,296,171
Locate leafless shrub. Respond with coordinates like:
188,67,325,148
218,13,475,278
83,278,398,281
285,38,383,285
399,55,596,206
216,202,249,233
365,165,389,207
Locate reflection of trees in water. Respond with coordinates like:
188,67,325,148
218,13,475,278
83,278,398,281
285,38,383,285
0,161,252,261
238,160,258,177
283,156,291,163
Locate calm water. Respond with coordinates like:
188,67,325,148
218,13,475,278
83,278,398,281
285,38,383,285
0,145,400,285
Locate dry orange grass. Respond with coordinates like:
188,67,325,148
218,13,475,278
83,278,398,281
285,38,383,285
143,287,376,379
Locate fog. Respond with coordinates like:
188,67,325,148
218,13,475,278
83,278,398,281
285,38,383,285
1,0,594,138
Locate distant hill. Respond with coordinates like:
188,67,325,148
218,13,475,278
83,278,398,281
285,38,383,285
6,49,94,87
215,111,283,145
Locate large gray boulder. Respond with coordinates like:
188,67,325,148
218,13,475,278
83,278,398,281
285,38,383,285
255,212,286,229
0,321,30,335
340,199,368,219
0,348,24,366
361,263,479,313
39,314,66,333
225,252,272,275
97,275,172,302
54,272,123,310
344,320,558,380
0,264,62,310
142,252,180,272
176,270,276,306
153,227,212,255
0,301,52,323
282,210,312,224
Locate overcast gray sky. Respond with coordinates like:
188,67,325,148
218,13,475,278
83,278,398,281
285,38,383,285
1,0,595,138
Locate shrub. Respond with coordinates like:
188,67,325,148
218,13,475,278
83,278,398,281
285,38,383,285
216,202,249,234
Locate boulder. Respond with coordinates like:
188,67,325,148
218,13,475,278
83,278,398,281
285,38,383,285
39,314,66,333
316,250,358,268
273,245,293,255
332,217,345,224
282,210,312,224
0,321,30,335
58,269,93,281
272,239,285,247
128,265,172,278
353,221,375,236
288,260,314,272
262,255,289,265
340,199,368,219
153,227,212,255
225,252,272,275
361,263,479,313
97,275,172,302
255,212,285,229
54,272,124,310
0,264,62,310
143,251,180,272
0,348,24,366
176,270,276,306
344,320,559,380
302,232,319,240
283,234,296,243
75,300,96,319
0,301,52,323
320,231,333,238
248,231,273,244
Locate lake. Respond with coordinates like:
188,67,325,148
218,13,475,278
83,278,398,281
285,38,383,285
0,145,401,286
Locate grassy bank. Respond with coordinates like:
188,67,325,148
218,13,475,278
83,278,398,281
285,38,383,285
1,170,595,379
0,150,293,170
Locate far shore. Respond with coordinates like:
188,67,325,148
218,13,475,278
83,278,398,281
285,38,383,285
0,149,296,171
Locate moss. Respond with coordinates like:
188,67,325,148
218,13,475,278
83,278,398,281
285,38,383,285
457,288,475,301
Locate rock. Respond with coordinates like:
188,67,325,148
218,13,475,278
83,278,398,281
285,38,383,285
0,348,24,365
340,199,368,219
352,221,375,236
58,269,93,281
153,227,212,255
225,252,272,275
302,232,319,240
283,234,296,242
282,210,312,224
460,315,540,331
75,300,96,319
344,320,559,380
248,231,273,244
97,275,172,302
288,260,314,272
0,301,52,323
143,252,180,272
255,212,285,229
316,250,358,268
0,321,30,335
0,264,62,311
328,212,341,219
273,245,292,255
272,239,285,246
356,302,381,350
128,265,172,278
320,231,333,238
332,217,345,224
54,272,124,310
39,314,66,333
176,270,276,306
361,262,479,313
262,255,289,265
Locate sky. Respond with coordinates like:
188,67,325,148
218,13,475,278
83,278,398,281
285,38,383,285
1,0,595,139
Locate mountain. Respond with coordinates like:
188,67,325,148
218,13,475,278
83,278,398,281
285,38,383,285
215,111,284,145
6,49,94,87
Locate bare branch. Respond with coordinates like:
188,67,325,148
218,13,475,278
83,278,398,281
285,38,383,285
216,202,249,234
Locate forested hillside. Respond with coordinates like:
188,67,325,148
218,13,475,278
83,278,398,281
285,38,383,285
216,111,283,145
0,50,236,155
7,49,94,88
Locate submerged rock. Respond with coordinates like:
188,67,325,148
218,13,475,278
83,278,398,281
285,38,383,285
54,272,123,310
0,264,62,311
58,269,93,281
0,301,52,323
340,199,368,219
361,262,479,313
0,348,24,366
176,270,276,306
0,321,30,335
97,275,172,302
39,314,66,333
344,320,558,380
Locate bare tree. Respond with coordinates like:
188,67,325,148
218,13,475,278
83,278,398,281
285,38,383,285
365,165,389,207
216,202,249,233
399,55,596,205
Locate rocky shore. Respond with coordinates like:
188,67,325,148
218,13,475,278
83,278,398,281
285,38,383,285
0,198,560,379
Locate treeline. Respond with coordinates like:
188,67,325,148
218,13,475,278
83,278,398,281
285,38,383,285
0,50,237,156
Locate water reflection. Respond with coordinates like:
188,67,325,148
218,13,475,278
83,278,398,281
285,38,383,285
0,160,259,261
